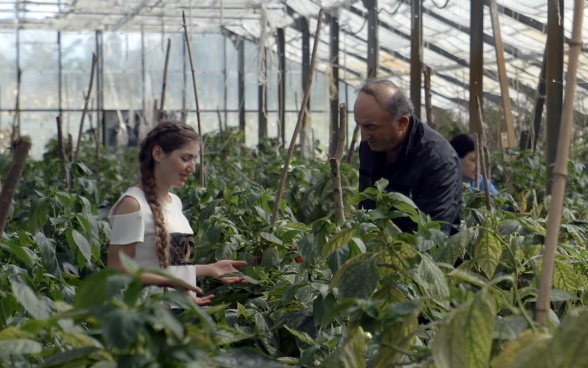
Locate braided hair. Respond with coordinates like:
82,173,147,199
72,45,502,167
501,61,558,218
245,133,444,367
138,120,200,268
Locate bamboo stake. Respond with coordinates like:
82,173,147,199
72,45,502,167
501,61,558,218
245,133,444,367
10,69,21,146
85,99,101,161
74,53,97,162
329,103,347,223
56,115,70,188
270,9,324,227
474,132,480,190
423,66,436,130
67,133,73,163
182,12,205,187
476,97,492,210
159,39,172,121
346,124,360,164
0,137,31,235
216,105,224,135
535,0,585,326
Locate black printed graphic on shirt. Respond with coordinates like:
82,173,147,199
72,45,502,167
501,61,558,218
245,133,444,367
169,233,195,266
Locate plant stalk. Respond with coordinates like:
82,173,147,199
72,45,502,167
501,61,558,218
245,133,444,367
346,124,360,164
74,53,97,162
159,38,171,121
183,12,206,187
329,103,347,223
0,137,31,235
535,0,585,326
270,9,324,227
474,132,480,190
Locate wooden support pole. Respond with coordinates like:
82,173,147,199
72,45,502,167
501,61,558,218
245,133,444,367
237,36,245,134
56,115,70,187
364,0,379,78
0,137,31,235
271,9,324,228
536,0,584,326
474,132,481,190
410,0,423,119
182,12,206,187
330,103,347,223
488,0,516,147
545,0,564,195
159,38,172,121
423,66,435,130
347,125,360,164
476,97,492,210
277,28,286,147
74,53,97,162
328,12,340,157
469,0,484,136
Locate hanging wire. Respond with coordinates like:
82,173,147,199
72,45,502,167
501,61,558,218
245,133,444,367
379,0,403,17
429,0,451,10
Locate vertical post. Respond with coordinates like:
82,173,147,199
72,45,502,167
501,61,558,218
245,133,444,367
488,0,516,147
328,12,340,157
277,28,286,147
223,34,228,128
159,38,171,121
545,0,564,194
15,28,21,139
181,37,187,123
469,0,484,136
258,49,267,141
532,48,547,151
299,17,312,157
423,66,435,129
410,0,423,119
364,0,379,78
95,30,104,144
57,31,63,116
533,48,547,152
141,25,146,112
238,36,245,133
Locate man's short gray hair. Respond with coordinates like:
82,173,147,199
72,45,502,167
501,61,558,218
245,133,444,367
356,78,414,120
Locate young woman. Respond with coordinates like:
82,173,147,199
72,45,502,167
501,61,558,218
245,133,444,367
449,133,499,194
107,120,246,306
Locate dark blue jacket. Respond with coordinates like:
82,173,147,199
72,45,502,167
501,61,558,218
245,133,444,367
359,116,462,235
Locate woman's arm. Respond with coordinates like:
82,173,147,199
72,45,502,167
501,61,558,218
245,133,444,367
196,260,248,284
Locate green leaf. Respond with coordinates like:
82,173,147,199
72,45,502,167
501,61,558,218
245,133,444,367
0,327,35,341
44,347,99,367
319,326,366,368
432,290,495,368
0,241,34,268
28,198,49,234
332,254,379,299
94,306,145,349
473,229,502,279
322,228,356,259
260,232,283,246
373,308,419,367
74,269,119,309
10,278,51,320
65,229,92,264
283,325,317,346
552,308,588,367
33,232,60,276
552,259,585,293
490,330,550,368
213,348,287,367
412,254,450,308
260,247,280,268
0,339,42,354
435,228,475,265
254,312,279,356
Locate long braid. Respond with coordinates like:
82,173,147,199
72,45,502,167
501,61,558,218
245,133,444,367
141,173,170,268
138,120,200,269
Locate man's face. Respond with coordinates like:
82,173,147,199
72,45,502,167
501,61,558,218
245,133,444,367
354,92,408,152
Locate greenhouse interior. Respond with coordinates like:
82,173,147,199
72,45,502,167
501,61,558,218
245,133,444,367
2,0,588,367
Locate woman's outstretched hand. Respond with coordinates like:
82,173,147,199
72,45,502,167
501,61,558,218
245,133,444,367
200,260,248,284
192,294,214,306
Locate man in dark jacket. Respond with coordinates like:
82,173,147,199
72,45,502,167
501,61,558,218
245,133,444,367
355,79,462,235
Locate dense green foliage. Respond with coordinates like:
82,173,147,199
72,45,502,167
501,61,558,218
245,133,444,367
1,130,588,367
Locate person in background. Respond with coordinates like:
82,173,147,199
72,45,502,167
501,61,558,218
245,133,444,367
355,78,463,236
449,133,499,194
107,120,246,307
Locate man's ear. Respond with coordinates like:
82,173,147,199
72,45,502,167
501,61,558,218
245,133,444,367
396,115,410,130
152,145,163,162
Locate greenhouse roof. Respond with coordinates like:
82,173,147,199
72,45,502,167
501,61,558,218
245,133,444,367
2,0,588,113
